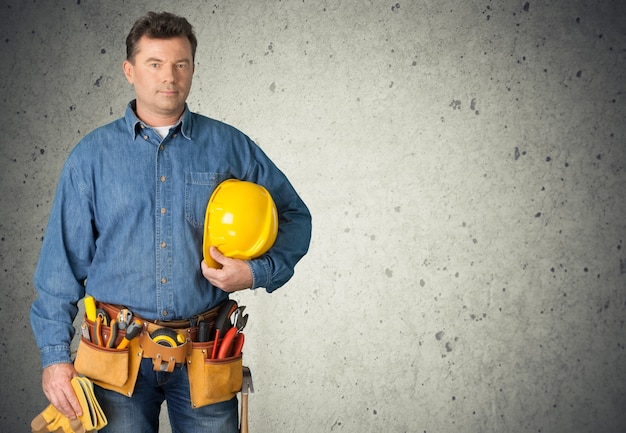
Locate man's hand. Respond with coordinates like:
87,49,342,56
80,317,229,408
42,363,82,419
201,246,253,292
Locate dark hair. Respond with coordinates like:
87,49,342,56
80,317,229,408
126,12,197,62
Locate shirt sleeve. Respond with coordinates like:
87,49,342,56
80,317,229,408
241,139,312,292
30,156,95,368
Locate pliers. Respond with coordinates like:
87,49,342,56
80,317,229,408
116,319,144,350
106,319,118,348
116,308,133,330
211,300,239,359
217,308,248,359
94,314,105,347
94,310,112,347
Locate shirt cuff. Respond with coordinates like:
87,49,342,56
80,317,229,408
248,256,272,290
40,345,73,369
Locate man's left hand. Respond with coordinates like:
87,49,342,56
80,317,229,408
201,246,253,292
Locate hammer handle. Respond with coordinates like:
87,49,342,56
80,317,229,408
241,393,249,433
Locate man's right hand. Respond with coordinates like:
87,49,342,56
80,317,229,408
42,363,82,419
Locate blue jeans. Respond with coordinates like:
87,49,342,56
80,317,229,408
94,358,239,433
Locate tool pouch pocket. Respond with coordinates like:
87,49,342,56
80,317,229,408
139,331,190,373
187,342,243,408
74,320,143,397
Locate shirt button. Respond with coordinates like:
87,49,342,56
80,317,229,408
161,242,167,248
143,135,149,140
161,208,167,214
160,144,165,151
160,175,166,182
162,310,168,317
172,133,177,138
161,277,167,284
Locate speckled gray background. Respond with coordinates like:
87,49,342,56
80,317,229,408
1,1,625,432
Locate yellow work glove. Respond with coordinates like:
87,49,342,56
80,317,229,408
31,404,85,433
72,376,107,430
31,377,107,433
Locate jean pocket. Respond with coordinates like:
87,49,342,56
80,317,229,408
184,172,226,227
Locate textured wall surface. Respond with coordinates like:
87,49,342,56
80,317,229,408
1,1,625,432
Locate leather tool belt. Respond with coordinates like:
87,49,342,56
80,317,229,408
96,301,219,331
97,302,220,341
74,299,243,408
94,302,220,372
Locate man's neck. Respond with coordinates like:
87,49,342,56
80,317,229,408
134,105,184,127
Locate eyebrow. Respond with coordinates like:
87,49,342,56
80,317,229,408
144,57,191,64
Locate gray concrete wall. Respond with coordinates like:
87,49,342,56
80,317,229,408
1,1,624,432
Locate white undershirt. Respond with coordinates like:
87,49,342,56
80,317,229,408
153,125,174,139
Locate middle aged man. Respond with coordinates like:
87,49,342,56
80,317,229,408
31,11,312,433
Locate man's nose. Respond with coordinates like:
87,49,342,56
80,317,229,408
162,64,177,83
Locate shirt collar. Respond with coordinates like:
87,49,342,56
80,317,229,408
125,100,192,140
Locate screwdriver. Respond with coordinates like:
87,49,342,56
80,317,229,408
84,295,97,322
116,320,143,350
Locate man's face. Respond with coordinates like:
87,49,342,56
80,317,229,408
123,36,194,126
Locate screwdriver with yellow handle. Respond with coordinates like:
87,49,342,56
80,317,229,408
84,295,97,322
116,320,143,350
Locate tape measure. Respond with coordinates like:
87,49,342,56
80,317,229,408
150,328,185,347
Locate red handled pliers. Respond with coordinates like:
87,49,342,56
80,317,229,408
217,310,248,359
211,300,239,359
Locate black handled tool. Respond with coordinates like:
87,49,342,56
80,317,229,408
214,300,238,336
198,321,210,343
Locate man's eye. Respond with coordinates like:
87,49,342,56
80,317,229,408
177,64,188,69
149,63,159,68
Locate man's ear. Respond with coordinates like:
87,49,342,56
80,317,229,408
122,60,134,84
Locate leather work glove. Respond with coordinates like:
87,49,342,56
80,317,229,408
31,377,108,433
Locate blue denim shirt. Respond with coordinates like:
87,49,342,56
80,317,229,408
31,101,312,368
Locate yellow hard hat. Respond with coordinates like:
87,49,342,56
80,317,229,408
203,179,278,268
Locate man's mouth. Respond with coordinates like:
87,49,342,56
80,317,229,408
159,89,178,96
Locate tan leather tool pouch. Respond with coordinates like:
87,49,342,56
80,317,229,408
186,341,243,408
139,331,190,373
74,319,143,397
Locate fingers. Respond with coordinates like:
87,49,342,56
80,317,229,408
201,246,224,270
201,247,253,292
42,363,82,419
209,246,226,264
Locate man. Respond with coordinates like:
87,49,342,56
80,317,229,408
30,11,311,432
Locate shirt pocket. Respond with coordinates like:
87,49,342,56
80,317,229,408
184,172,226,227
